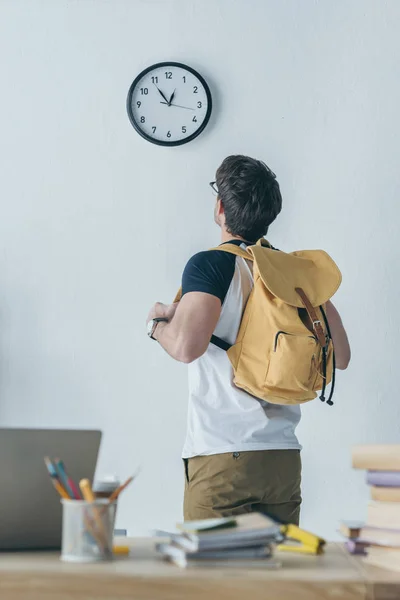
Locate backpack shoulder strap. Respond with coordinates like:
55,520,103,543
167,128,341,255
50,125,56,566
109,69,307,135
209,243,254,261
173,243,255,303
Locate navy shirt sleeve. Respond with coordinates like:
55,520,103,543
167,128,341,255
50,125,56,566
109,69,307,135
181,250,236,304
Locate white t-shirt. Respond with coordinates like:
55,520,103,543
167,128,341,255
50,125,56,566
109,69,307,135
181,241,302,459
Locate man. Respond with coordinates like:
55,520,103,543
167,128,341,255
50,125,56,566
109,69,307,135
147,155,351,525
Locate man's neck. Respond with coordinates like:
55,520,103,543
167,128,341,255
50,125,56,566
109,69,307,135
220,231,247,244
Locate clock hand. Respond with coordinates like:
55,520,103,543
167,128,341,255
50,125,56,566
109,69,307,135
160,101,195,111
153,83,170,105
168,88,176,106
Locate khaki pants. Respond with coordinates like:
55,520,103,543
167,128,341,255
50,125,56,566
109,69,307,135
183,450,301,525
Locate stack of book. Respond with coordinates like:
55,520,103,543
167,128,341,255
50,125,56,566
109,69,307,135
155,513,282,568
339,521,368,556
344,444,400,570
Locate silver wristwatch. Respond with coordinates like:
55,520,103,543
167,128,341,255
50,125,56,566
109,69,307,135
147,317,168,341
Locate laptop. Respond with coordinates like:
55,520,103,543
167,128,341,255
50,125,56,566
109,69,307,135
0,428,102,550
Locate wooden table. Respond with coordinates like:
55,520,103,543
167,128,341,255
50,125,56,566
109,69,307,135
0,540,399,600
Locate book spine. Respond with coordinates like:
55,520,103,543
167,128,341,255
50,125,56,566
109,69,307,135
367,502,400,529
352,445,400,471
371,486,400,502
345,540,368,555
367,471,400,487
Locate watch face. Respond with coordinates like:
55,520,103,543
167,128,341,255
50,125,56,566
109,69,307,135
147,320,155,336
126,62,212,146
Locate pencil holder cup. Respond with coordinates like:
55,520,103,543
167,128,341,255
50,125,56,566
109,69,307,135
61,499,117,562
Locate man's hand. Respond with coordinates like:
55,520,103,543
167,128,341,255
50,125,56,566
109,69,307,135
148,292,222,363
147,302,178,325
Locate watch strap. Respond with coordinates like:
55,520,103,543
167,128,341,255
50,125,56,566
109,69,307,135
150,317,168,340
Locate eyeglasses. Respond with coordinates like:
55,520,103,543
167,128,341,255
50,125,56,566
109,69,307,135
209,181,219,196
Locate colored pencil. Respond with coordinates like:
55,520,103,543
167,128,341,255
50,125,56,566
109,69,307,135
55,458,81,500
79,478,111,557
80,472,139,544
44,457,70,499
108,476,134,504
79,478,96,503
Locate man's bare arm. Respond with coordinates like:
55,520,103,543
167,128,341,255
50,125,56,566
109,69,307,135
326,301,351,370
152,292,222,364
149,296,350,369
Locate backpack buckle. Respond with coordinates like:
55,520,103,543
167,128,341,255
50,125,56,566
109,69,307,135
313,320,329,349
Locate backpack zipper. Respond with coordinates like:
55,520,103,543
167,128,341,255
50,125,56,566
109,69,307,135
274,331,317,352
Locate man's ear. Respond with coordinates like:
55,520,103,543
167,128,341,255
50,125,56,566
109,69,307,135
216,198,224,216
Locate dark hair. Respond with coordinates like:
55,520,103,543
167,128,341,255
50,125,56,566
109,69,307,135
215,155,282,242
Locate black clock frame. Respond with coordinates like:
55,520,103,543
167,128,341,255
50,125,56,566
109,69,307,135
126,61,212,147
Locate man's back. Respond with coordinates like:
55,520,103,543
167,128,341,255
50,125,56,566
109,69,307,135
182,239,301,459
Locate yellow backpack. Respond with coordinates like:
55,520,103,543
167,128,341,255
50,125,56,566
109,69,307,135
177,239,342,406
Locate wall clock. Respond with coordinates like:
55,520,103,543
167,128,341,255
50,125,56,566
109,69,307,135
126,62,212,147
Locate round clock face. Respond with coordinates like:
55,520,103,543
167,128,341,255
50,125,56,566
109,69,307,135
126,62,212,146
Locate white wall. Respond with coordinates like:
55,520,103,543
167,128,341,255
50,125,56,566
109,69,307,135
1,0,399,539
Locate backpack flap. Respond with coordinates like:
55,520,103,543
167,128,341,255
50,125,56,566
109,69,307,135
248,246,342,307
245,245,340,407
